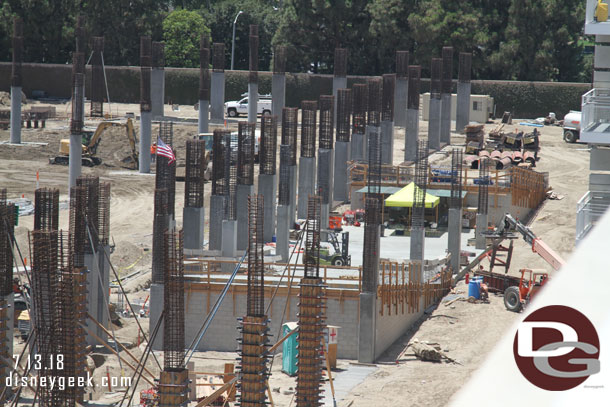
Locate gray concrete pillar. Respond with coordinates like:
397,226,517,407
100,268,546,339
248,82,258,125
289,166,297,227
10,86,21,144
320,203,330,242
6,293,13,358
139,111,152,173
410,227,425,262
198,99,209,133
333,141,350,202
183,207,205,250
236,184,255,251
276,204,290,262
151,68,165,117
258,173,277,242
428,96,442,151
85,253,99,346
297,157,316,220
332,77,347,126
405,109,419,162
69,133,82,189
381,120,394,165
272,74,285,118
351,133,366,162
318,148,334,206
448,208,462,273
210,72,225,123
97,245,110,341
475,213,488,250
358,292,377,363
441,93,452,145
456,82,471,132
221,220,237,257
149,283,164,350
208,195,224,250
394,78,407,128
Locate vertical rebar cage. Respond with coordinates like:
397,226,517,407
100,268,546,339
249,25,259,83
246,194,265,316
442,46,454,94
362,196,381,293
478,158,489,215
303,195,321,279
11,17,23,87
163,229,185,371
407,66,421,110
301,101,317,158
0,189,15,296
152,188,169,284
281,107,298,165
459,52,472,83
352,84,368,135
430,58,442,98
396,51,409,79
450,149,463,209
34,188,59,232
185,139,206,207
367,125,382,198
156,122,176,217
71,73,84,134
212,129,230,195
336,89,352,142
152,41,165,68
224,133,237,220
382,74,396,122
260,115,278,175
367,78,382,126
273,45,287,74
69,185,87,268
412,141,429,227
76,175,100,251
279,145,291,206
199,35,210,100
334,48,347,77
318,95,334,149
91,36,105,117
213,43,225,72
238,122,255,185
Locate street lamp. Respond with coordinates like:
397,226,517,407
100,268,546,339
231,10,244,71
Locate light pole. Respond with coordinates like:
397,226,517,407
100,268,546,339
231,10,244,71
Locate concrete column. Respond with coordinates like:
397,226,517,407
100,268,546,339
10,86,21,144
332,77,347,126
394,78,407,128
248,82,258,124
236,184,255,251
428,96,442,151
85,253,99,346
448,208,462,273
149,283,164,350
276,204,290,261
320,203,329,241
258,173,277,242
6,293,13,358
351,133,366,162
210,72,225,123
475,213,488,250
208,195,224,250
272,74,285,118
318,148,334,207
69,133,82,189
139,111,152,173
404,109,419,162
289,166,297,227
151,68,165,117
440,93,452,145
358,292,377,363
198,99,209,133
381,120,394,165
333,141,350,202
456,82,471,132
183,207,205,250
297,157,316,220
97,245,110,341
410,227,425,262
221,220,237,257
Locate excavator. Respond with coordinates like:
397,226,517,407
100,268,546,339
50,118,138,167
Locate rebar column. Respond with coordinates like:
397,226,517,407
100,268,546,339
198,35,210,133
410,141,428,265
156,121,176,218
222,130,238,260
351,83,368,162
334,88,352,203
258,114,278,242
210,43,226,122
405,65,421,162
298,101,317,220
184,139,206,250
428,58,442,151
440,46,454,145
333,48,348,126
456,52,472,132
0,190,15,391
10,17,23,144
476,158,489,250
237,122,256,251
282,107,298,226
272,46,287,118
140,36,153,173
318,95,335,238
75,15,86,119
150,188,168,349
91,36,105,117
277,145,291,261
296,195,326,407
381,74,395,165
394,51,409,128
151,41,166,117
70,73,84,189
239,195,270,407
248,25,259,125
448,149,463,273
210,129,230,250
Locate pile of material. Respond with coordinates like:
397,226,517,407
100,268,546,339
465,124,485,144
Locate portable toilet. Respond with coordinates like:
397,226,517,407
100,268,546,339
281,322,298,376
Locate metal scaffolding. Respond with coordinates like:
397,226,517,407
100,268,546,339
319,95,334,149
301,101,317,158
336,89,352,142
185,139,206,207
260,115,278,175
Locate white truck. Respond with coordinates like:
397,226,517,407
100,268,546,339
563,111,582,143
224,93,272,118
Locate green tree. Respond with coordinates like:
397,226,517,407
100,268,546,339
163,9,210,67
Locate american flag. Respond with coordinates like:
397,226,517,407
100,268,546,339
156,137,175,164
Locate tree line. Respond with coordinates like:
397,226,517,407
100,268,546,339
0,0,591,82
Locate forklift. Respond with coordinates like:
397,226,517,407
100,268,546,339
316,232,351,266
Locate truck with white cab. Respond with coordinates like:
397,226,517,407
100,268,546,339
224,93,272,118
563,111,581,143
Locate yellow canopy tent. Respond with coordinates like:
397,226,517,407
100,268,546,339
384,182,440,208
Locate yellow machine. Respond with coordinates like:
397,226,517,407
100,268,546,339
596,0,608,22
51,118,138,167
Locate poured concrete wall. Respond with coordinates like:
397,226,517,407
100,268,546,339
374,296,424,360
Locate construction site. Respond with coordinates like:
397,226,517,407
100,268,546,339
0,9,607,407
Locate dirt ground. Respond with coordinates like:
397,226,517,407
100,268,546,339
0,100,588,406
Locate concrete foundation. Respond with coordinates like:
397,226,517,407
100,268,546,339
221,220,237,258
404,108,419,162
198,99,209,133
151,68,165,117
381,120,394,165
183,207,205,250
448,208,462,273
440,93,451,145
248,82,258,125
258,174,277,242
69,133,82,189
428,97,442,151
139,111,152,173
276,204,290,261
475,213,488,250
332,76,347,126
236,184,255,251
10,86,21,144
351,133,366,162
358,292,377,363
297,157,316,220
333,141,350,203
289,166,297,227
208,195,225,250
149,283,164,350
456,82,471,132
394,78,407,128
318,148,334,206
272,74,285,118
410,227,425,262
210,72,225,123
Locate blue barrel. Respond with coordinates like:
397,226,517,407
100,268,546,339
468,280,481,299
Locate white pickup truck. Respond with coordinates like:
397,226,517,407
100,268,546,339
224,94,272,118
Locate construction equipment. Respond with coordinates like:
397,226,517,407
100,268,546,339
316,232,350,266
503,268,549,312
50,118,138,167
